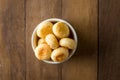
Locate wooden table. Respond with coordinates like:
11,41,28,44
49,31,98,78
0,0,120,80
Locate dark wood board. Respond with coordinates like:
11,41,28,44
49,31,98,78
61,0,98,80
99,0,120,80
0,0,26,80
26,0,61,80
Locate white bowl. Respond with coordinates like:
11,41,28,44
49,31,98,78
31,18,78,64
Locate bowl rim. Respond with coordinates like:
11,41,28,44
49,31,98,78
31,18,78,64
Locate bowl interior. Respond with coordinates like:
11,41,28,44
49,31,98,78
31,18,78,64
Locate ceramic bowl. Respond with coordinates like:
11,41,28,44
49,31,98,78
31,18,78,64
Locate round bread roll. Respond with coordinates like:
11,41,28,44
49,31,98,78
59,38,76,49
35,44,52,60
38,38,46,45
51,47,69,62
53,22,70,38
37,21,53,38
45,34,59,49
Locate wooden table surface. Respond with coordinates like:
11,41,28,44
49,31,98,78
0,0,120,80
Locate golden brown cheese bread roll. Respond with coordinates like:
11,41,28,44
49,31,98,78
45,34,59,49
59,38,76,49
53,22,70,38
51,47,69,62
38,38,46,45
35,44,52,60
37,21,53,38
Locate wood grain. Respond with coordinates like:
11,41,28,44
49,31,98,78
99,0,120,80
62,0,98,80
2,0,119,80
26,0,61,80
0,0,26,80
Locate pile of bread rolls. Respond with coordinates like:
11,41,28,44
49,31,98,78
34,21,76,62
